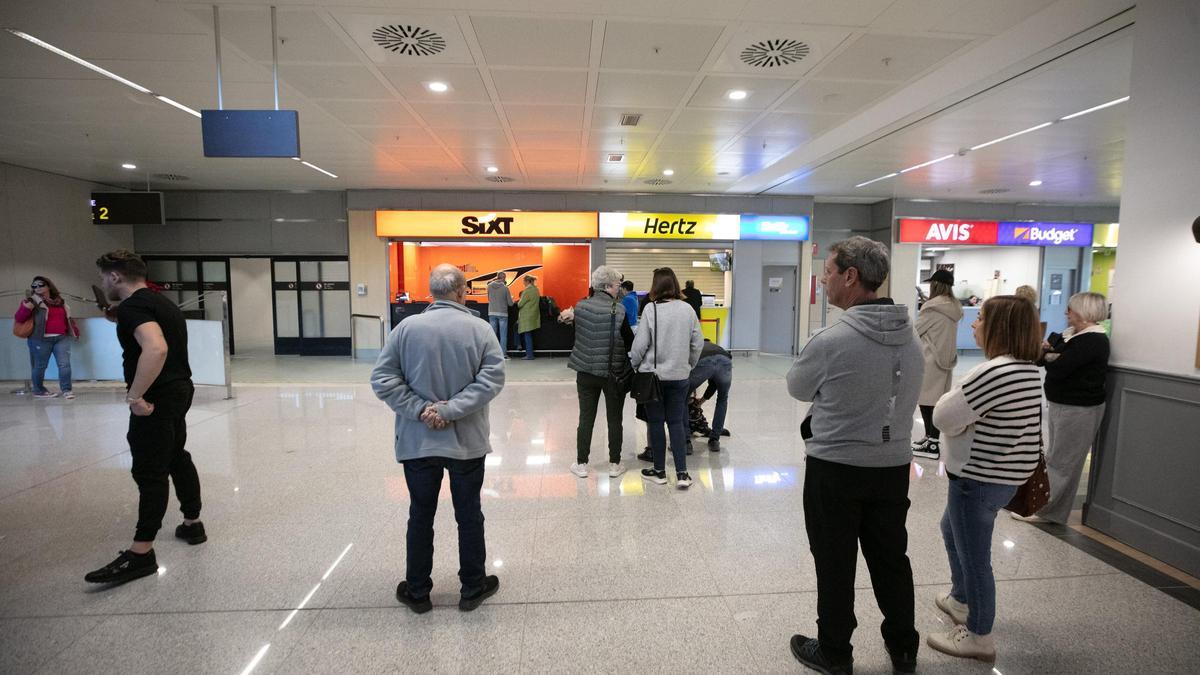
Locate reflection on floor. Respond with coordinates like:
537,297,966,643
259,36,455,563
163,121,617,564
1,355,1198,673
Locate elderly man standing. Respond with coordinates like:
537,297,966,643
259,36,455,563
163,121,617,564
486,271,513,358
786,236,923,675
372,264,505,614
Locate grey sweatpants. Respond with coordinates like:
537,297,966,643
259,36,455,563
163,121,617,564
1039,401,1106,523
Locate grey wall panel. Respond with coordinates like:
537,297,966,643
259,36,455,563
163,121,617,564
1086,366,1200,577
704,195,762,214
891,199,1118,223
563,192,638,211
348,190,423,210
1071,205,1121,222
958,202,1015,220
493,192,568,212
769,196,815,214
133,222,201,254
271,221,348,254
814,203,872,230
420,191,496,210
270,191,345,221
633,194,699,213
195,191,271,219
1013,203,1075,221
197,221,273,254
347,190,815,215
163,192,198,220
730,240,764,350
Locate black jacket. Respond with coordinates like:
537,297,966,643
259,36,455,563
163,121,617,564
1041,331,1109,406
683,288,703,318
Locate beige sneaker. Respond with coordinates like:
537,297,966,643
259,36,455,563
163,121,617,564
608,462,626,478
569,463,589,478
935,592,969,625
1010,512,1046,523
927,625,996,662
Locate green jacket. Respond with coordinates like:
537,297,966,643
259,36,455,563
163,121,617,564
517,285,541,333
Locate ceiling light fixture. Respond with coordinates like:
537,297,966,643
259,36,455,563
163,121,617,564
1029,180,1043,187
426,81,449,93
855,172,898,188
899,154,956,174
727,89,748,101
121,163,137,170
1058,95,1129,121
969,122,1052,151
300,160,338,179
154,95,201,118
486,166,499,173
662,169,674,176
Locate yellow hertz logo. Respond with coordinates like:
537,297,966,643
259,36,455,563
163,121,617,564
1014,227,1030,239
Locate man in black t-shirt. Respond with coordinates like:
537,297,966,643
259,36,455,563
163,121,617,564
85,250,206,586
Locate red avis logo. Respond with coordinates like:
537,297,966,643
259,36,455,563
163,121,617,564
898,219,999,245
925,222,974,242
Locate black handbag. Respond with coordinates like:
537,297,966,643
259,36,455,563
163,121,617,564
608,302,633,394
629,303,661,403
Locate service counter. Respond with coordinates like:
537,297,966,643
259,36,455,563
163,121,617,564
390,300,575,355
699,306,730,346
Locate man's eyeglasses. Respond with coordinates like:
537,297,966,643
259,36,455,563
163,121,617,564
30,282,46,289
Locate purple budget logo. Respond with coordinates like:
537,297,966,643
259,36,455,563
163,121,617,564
998,222,1094,247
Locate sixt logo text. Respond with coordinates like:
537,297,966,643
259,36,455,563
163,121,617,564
461,215,515,235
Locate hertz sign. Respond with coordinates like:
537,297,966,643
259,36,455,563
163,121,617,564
376,211,598,239
898,219,1093,247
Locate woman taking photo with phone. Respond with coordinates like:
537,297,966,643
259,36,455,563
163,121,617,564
928,295,1043,662
14,276,78,399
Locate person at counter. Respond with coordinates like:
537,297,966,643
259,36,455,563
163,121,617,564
683,280,703,319
620,280,639,330
487,272,514,359
516,275,541,360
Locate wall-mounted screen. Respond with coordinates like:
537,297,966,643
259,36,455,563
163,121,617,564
91,192,164,225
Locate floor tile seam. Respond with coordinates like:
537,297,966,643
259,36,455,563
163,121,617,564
715,590,769,670
28,609,110,675
0,449,131,503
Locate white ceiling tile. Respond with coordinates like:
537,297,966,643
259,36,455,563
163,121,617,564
316,100,419,127
815,33,974,82
595,73,695,108
504,105,585,131
775,79,896,114
521,149,580,164
586,132,658,153
436,129,513,148
350,126,441,148
378,65,491,103
491,70,587,105
600,21,725,71
744,111,844,138
687,75,798,109
409,103,501,128
654,133,738,152
212,8,363,65
513,130,585,149
740,0,894,27
590,107,675,132
670,108,760,133
449,148,521,172
471,16,593,67
723,136,800,156
279,64,392,100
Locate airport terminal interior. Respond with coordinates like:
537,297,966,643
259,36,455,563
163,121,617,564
1,0,1198,673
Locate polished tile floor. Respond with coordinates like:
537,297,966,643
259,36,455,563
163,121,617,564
1,355,1198,674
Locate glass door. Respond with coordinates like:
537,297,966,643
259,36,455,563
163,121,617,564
271,257,351,355
143,256,235,354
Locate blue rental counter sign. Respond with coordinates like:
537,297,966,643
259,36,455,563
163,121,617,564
997,222,1094,246
740,215,810,240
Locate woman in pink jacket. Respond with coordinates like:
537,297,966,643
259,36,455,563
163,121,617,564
14,276,78,399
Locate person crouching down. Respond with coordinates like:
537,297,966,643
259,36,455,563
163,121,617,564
371,264,506,613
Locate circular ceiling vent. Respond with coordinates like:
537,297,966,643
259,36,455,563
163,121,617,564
485,175,515,183
740,39,811,68
643,178,672,186
152,173,189,181
371,25,447,56
979,188,1011,194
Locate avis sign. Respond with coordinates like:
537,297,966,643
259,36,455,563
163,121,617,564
898,219,999,245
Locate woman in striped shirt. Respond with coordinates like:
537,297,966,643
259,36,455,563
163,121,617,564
928,295,1043,662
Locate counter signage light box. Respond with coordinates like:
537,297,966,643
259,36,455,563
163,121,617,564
898,218,999,245
376,211,597,239
739,215,810,240
997,222,1094,247
599,212,741,240
91,192,164,225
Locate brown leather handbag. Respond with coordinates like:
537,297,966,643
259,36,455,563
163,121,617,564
1006,451,1051,517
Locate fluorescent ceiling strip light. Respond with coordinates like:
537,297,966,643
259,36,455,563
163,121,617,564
899,154,956,174
1058,95,1129,120
301,160,338,179
855,172,899,188
5,29,151,93
969,122,1052,151
154,95,201,118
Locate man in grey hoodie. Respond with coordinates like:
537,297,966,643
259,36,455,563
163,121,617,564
372,264,506,614
786,236,923,675
486,271,513,358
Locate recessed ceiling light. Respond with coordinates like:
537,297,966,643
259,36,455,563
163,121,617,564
662,169,674,176
121,163,137,170
486,166,499,173
1028,180,1043,187
726,89,748,101
426,81,449,93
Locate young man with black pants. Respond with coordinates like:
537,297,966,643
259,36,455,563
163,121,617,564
786,237,924,674
85,250,206,585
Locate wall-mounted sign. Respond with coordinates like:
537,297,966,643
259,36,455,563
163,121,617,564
898,218,999,245
376,211,598,239
92,192,164,225
739,214,810,240
599,212,740,240
997,222,1094,247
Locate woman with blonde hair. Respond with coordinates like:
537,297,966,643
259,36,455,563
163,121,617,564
929,295,1043,662
913,269,963,460
1013,285,1038,306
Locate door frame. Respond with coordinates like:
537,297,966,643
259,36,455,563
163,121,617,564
270,256,352,356
760,265,798,355
142,255,236,355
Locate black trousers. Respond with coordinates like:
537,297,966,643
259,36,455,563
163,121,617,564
128,381,202,542
803,456,918,663
402,456,487,597
919,405,940,440
575,371,626,464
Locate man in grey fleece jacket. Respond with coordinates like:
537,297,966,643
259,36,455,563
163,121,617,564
785,237,923,675
371,264,505,614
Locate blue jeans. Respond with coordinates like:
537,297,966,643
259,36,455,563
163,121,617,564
644,378,690,473
520,331,534,359
30,335,72,393
688,355,732,439
488,315,509,354
940,477,1018,635
402,456,488,598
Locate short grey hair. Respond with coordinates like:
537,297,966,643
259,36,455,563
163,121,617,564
1068,291,1107,323
590,265,622,290
495,271,507,281
429,264,466,299
829,236,890,292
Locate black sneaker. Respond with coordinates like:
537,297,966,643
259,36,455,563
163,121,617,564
641,468,667,485
637,448,654,462
396,581,433,614
175,521,208,545
887,646,917,674
84,550,158,585
676,472,693,489
912,439,939,460
790,634,852,675
707,438,721,452
459,575,499,611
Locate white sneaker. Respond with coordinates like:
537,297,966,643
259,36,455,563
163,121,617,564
926,624,995,662
1010,512,1045,523
935,592,969,625
569,463,588,478
608,462,626,478
675,472,693,489
62,391,75,400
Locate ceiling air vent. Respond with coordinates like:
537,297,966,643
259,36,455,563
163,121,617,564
152,173,189,181
485,175,516,183
643,178,672,186
979,188,1010,194
606,154,625,163
371,25,447,56
740,39,811,68
618,113,642,127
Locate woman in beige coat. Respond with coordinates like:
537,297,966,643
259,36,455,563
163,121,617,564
913,269,963,459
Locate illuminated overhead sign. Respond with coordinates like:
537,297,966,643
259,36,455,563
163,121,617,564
600,212,740,240
739,215,810,241
898,219,999,245
375,211,598,239
997,222,1094,247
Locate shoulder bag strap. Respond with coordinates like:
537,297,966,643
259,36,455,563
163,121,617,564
652,302,658,372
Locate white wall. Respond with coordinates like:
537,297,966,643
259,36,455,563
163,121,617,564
229,258,274,353
933,247,1042,301
1110,0,1200,375
0,163,134,319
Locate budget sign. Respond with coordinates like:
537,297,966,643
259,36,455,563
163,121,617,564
998,222,1094,247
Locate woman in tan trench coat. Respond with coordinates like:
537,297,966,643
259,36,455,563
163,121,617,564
913,269,963,460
